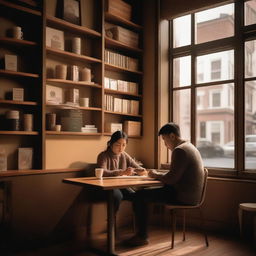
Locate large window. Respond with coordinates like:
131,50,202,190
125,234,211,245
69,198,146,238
170,1,256,175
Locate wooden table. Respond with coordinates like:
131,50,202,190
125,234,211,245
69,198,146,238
63,176,162,255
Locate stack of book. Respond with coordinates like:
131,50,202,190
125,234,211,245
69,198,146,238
60,109,83,132
105,50,139,71
104,77,138,94
104,95,139,115
81,125,98,133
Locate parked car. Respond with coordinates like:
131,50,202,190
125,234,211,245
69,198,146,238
197,139,224,158
245,135,256,156
223,141,234,157
223,135,256,157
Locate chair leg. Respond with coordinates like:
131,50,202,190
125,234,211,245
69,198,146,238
182,210,186,241
171,209,176,249
199,208,209,247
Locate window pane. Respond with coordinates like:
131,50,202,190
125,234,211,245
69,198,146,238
173,56,191,87
173,89,191,140
196,84,234,168
245,40,256,78
245,0,256,26
196,50,234,84
245,81,256,170
173,15,191,48
195,4,234,44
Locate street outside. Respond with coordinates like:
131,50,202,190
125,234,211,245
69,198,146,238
202,156,256,169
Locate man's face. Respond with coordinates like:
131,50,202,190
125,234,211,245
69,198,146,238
161,134,175,151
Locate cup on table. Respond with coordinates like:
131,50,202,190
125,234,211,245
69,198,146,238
95,168,104,179
11,26,23,39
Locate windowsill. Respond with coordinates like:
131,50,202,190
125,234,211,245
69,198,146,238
160,163,256,181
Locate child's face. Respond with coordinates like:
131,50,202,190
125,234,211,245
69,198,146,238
111,138,127,155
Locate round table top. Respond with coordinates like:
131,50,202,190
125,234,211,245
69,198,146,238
239,203,256,212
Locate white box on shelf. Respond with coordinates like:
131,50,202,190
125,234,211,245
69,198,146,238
124,121,141,136
46,85,63,104
46,27,64,50
5,54,17,71
18,147,33,170
105,123,123,133
12,88,24,101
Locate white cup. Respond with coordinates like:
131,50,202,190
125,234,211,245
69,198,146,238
95,168,104,179
55,124,61,132
12,26,23,39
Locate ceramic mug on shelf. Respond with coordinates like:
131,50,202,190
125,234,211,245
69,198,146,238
55,64,67,80
11,26,23,40
80,67,91,82
80,97,89,107
72,37,81,54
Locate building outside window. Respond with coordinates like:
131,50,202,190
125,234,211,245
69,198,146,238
170,1,256,174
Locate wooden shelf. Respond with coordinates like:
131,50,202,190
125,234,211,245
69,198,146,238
0,69,39,78
45,104,101,111
104,63,142,75
0,37,37,46
0,99,37,105
46,15,101,38
105,37,142,53
105,12,142,31
46,79,102,89
104,88,142,98
0,0,41,16
104,110,142,118
103,132,141,138
0,131,38,135
46,131,101,136
46,47,102,64
0,168,84,178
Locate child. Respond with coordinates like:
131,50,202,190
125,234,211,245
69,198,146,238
96,130,147,211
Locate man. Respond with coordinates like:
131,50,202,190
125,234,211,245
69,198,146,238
126,122,205,246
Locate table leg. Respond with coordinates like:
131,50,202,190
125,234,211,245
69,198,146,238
107,190,116,255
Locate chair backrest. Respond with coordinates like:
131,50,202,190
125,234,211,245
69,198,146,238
197,168,208,207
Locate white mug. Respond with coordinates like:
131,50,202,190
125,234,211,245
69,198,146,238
12,26,23,40
95,168,104,179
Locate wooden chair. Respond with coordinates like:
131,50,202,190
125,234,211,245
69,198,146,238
165,168,209,249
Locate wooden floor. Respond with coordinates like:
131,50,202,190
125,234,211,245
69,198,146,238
5,227,256,256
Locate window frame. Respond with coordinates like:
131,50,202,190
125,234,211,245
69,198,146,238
168,0,256,179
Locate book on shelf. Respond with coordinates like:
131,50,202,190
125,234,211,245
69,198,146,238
104,77,138,94
81,125,98,133
18,147,33,170
5,54,17,72
12,88,24,101
46,27,64,50
105,50,139,71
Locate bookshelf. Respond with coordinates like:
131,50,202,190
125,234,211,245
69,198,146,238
0,0,43,170
0,0,144,172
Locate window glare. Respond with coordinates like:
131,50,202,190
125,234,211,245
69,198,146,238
196,84,234,168
245,40,256,78
173,15,191,48
245,0,256,26
195,3,234,44
173,89,191,141
245,81,256,169
173,56,191,87
196,50,234,84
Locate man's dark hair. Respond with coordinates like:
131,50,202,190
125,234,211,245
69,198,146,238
158,122,181,137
